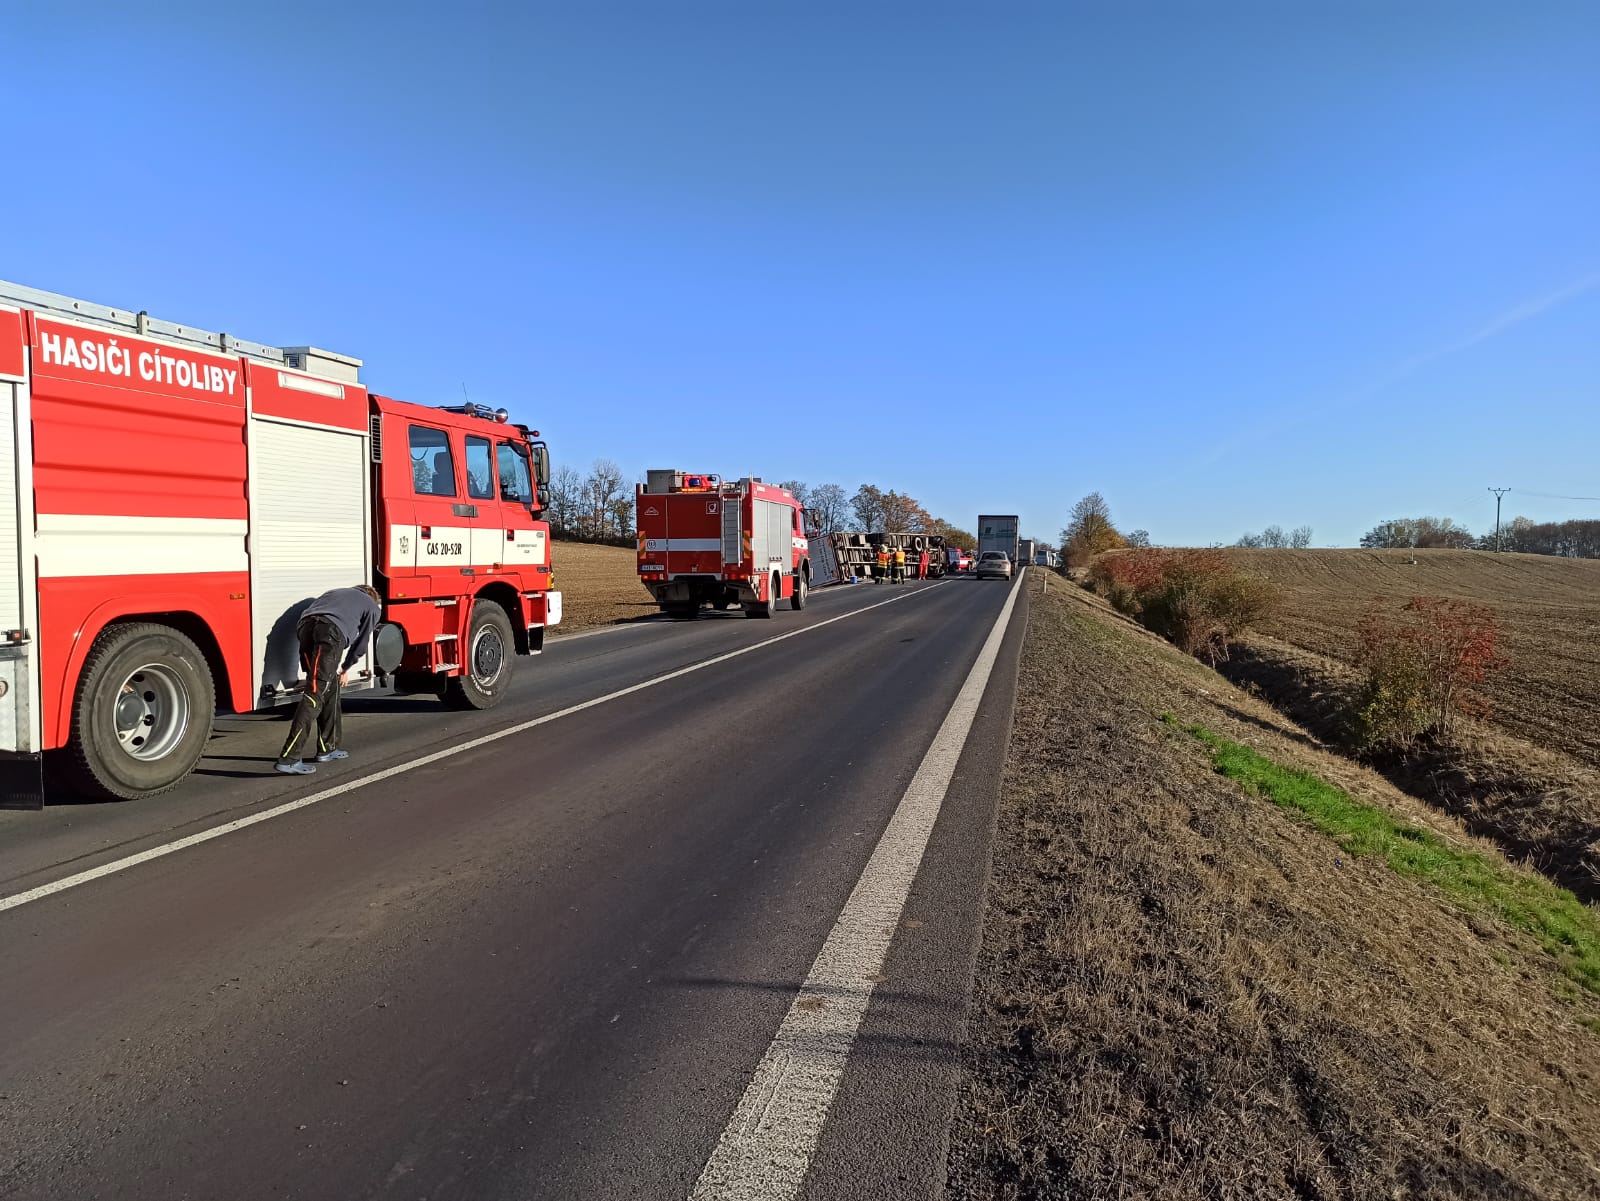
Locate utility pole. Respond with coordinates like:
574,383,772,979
1488,487,1510,552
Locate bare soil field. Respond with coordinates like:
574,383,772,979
948,581,1600,1200
1216,549,1600,899
550,540,656,632
1227,548,1600,768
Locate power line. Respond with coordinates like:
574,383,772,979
1511,488,1600,502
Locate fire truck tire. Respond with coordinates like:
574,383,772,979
67,622,216,801
790,570,807,611
444,603,516,711
743,572,779,618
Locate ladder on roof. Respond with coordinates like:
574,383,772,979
0,277,286,363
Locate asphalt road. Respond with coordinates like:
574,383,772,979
0,572,1028,1201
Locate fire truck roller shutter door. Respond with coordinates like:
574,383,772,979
249,418,372,700
0,376,38,762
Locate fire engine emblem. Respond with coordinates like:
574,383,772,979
399,534,411,556
706,501,719,514
643,506,659,516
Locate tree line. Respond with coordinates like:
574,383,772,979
782,481,976,549
545,466,979,549
1358,514,1600,557
1236,524,1313,549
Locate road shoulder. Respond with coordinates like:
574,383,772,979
798,576,1031,1200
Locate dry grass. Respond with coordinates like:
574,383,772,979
550,540,657,633
948,582,1600,1201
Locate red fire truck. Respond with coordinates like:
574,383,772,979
636,471,809,618
0,279,560,806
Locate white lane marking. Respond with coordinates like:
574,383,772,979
690,572,1023,1201
549,582,885,642
0,584,948,914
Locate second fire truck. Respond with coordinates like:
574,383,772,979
636,471,810,618
0,278,561,806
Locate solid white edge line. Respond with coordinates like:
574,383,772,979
689,572,1024,1201
0,583,946,914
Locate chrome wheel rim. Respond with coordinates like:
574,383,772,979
115,664,191,761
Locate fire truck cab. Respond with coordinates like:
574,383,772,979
636,471,809,618
0,279,559,806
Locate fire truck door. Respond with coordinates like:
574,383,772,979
403,422,474,572
0,316,42,803
460,435,546,574
490,439,547,570
249,417,372,699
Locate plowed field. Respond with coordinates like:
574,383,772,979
551,540,656,632
1225,548,1600,768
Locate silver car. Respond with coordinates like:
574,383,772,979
975,551,1013,580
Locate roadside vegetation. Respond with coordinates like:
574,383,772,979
949,581,1600,1201
1350,595,1506,752
1089,548,1280,663
1170,716,1600,993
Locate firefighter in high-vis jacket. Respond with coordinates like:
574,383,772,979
875,545,890,583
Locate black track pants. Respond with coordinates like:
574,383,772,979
278,618,345,764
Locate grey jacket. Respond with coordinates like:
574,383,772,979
300,589,381,671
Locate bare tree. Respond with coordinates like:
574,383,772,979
584,459,626,540
547,464,583,536
779,480,811,508
1261,524,1288,549
1126,529,1151,548
851,484,887,533
608,493,635,540
1290,525,1313,549
809,484,849,533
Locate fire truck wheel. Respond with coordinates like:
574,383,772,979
444,603,516,711
68,622,216,801
790,570,808,611
743,573,778,618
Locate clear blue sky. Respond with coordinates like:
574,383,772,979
6,1,1597,546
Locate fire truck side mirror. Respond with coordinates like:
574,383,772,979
537,485,551,510
530,442,551,486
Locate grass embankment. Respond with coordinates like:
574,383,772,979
1170,716,1600,995
1089,547,1600,904
948,581,1600,1201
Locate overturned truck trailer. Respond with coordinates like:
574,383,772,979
809,531,950,585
